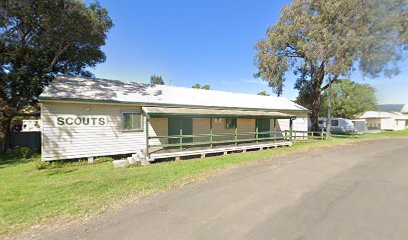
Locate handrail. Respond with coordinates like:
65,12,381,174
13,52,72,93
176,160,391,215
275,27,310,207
149,130,287,139
148,130,327,150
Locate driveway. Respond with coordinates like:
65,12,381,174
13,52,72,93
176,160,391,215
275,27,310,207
36,138,408,240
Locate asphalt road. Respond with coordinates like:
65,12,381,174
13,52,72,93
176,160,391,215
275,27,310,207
35,138,408,240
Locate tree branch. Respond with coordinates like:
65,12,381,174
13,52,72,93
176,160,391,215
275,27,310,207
321,75,339,92
45,43,70,72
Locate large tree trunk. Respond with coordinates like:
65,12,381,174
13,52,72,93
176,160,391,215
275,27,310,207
310,62,325,132
0,117,12,153
310,83,322,132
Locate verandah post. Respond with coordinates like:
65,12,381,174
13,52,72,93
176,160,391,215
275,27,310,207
179,125,183,152
146,114,150,159
289,118,293,142
256,120,259,144
235,125,238,146
210,118,213,148
274,119,277,142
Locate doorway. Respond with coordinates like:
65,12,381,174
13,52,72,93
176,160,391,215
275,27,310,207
257,118,270,139
168,118,193,144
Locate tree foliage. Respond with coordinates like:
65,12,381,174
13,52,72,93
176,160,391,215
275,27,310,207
254,0,407,130
257,91,270,96
319,79,377,119
192,83,210,90
150,75,164,85
0,0,113,150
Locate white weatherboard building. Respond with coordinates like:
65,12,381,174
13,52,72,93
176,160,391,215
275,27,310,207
358,111,408,131
39,76,309,162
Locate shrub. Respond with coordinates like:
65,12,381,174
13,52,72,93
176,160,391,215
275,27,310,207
34,159,48,170
10,146,38,159
95,156,113,163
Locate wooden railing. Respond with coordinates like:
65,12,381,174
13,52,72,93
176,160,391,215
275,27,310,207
146,130,327,157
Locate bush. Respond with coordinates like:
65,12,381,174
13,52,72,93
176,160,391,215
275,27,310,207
95,156,113,163
34,158,48,170
10,146,38,159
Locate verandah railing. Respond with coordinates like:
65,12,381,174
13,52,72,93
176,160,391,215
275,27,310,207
146,130,327,157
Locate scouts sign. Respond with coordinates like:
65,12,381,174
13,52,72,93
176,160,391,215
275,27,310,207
55,116,108,126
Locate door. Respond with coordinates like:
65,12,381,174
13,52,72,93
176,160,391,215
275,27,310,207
168,118,193,144
257,118,270,139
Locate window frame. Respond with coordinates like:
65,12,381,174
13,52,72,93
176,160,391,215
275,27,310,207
225,118,237,129
331,119,339,127
121,111,143,132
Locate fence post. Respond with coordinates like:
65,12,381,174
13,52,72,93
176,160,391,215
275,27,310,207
321,129,324,140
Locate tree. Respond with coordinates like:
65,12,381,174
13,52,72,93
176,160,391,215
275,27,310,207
150,75,164,85
192,83,210,90
320,79,377,119
257,91,270,96
254,0,407,131
192,83,201,89
0,0,113,151
201,84,210,90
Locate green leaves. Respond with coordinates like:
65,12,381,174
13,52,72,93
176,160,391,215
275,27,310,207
254,0,407,95
150,75,164,85
0,0,113,149
320,79,377,119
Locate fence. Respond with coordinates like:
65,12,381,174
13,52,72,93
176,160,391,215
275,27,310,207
10,132,41,149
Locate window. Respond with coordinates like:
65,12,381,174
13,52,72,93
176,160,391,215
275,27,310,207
331,120,339,126
121,112,143,131
225,118,237,129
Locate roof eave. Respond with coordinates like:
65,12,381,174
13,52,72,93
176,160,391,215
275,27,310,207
38,97,310,113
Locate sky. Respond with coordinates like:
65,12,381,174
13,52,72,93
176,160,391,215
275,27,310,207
87,0,408,104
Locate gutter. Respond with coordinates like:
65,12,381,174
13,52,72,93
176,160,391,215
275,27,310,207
38,97,311,113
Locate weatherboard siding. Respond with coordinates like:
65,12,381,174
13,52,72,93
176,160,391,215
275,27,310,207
41,102,309,161
41,102,153,161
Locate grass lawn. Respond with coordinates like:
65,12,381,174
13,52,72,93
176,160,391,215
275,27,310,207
1,129,408,236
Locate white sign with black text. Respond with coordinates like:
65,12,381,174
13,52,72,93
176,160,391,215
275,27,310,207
55,116,108,127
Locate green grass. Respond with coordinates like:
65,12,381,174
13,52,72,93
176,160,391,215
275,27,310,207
1,129,407,236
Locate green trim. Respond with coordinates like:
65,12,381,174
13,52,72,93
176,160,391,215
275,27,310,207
145,114,150,158
38,96,310,113
148,113,295,119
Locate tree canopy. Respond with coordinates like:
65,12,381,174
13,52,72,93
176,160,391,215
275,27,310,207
254,0,407,130
150,75,164,85
192,83,210,90
0,0,113,150
318,79,377,119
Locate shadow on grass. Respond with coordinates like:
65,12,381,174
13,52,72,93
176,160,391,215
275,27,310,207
0,157,32,169
45,168,79,176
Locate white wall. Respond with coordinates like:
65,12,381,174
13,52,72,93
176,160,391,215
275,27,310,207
42,102,154,161
41,101,310,161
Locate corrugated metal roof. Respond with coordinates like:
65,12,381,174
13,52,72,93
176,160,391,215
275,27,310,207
39,76,308,112
377,104,408,113
358,111,408,120
143,107,295,118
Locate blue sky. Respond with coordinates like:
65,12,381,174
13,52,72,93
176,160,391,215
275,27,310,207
88,0,408,104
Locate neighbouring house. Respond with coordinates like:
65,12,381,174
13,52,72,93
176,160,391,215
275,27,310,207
377,104,408,114
357,111,408,131
38,76,310,162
